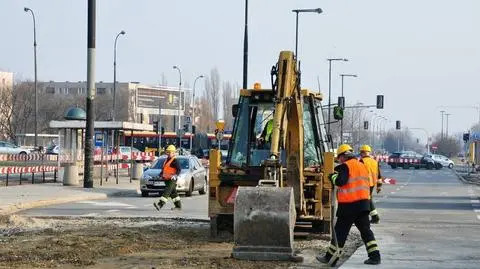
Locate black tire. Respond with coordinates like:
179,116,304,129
390,165,397,169
448,163,453,169
199,178,207,195
19,151,27,155
141,191,149,197
186,179,194,197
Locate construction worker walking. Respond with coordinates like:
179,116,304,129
153,145,182,211
317,144,381,266
360,144,383,224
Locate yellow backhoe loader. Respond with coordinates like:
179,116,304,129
208,51,338,261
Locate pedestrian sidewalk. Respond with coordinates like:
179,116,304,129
0,176,139,215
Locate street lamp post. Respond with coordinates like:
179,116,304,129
112,30,126,121
327,58,348,139
190,75,204,152
24,7,38,148
173,66,182,147
292,8,322,59
339,74,357,143
445,113,451,137
440,110,445,140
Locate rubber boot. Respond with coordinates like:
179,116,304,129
153,200,165,211
370,214,380,224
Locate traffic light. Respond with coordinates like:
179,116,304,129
183,123,189,132
337,96,345,109
192,125,196,134
417,138,420,144
463,133,470,143
333,106,344,120
364,121,369,130
161,127,165,135
376,95,384,109
152,121,159,133
396,120,401,130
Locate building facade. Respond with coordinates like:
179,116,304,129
39,81,191,131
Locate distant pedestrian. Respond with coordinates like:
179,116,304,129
359,144,382,224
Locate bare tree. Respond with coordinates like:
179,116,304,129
204,68,221,122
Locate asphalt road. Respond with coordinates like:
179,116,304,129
342,165,480,269
19,188,209,220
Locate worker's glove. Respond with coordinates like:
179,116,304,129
376,179,383,193
329,172,338,185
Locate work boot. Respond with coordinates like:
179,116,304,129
370,214,380,224
153,201,164,211
172,201,182,210
364,257,381,265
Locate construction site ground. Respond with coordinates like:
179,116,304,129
0,215,362,269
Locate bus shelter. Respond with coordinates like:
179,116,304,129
49,111,153,186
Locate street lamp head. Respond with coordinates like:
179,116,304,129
292,8,323,14
173,65,178,70
24,7,30,12
199,75,204,78
120,30,126,35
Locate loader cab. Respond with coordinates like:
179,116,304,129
228,90,284,168
226,89,328,172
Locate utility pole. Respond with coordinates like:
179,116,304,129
242,0,248,90
84,0,96,188
445,113,451,137
327,58,348,139
339,74,357,143
440,110,445,140
24,7,38,148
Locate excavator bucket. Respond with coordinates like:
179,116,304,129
232,186,297,261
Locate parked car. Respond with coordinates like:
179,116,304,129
0,141,32,155
140,155,207,197
426,154,454,169
388,151,442,170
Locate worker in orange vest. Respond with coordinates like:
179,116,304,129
154,145,182,210
317,144,381,266
360,144,382,224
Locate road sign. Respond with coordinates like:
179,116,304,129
185,116,191,125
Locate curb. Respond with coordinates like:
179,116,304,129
0,192,108,216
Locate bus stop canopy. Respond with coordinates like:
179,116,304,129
49,121,153,131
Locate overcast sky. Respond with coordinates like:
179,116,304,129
1,0,479,141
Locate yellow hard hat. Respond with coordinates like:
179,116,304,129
165,145,176,153
337,144,353,156
360,145,372,153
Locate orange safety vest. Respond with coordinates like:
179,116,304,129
162,157,177,180
362,156,379,187
337,159,371,203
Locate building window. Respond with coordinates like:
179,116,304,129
46,87,55,94
97,88,106,95
68,88,77,95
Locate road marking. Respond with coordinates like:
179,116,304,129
81,213,100,217
76,201,138,208
390,192,396,194
396,188,400,191
477,215,480,221
471,200,480,204
106,209,120,213
474,209,480,213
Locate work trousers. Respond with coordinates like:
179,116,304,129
159,180,181,208
326,211,380,260
369,186,378,216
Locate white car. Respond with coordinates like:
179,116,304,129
140,155,208,197
0,141,32,155
428,154,454,169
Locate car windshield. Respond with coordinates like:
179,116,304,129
152,157,190,170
